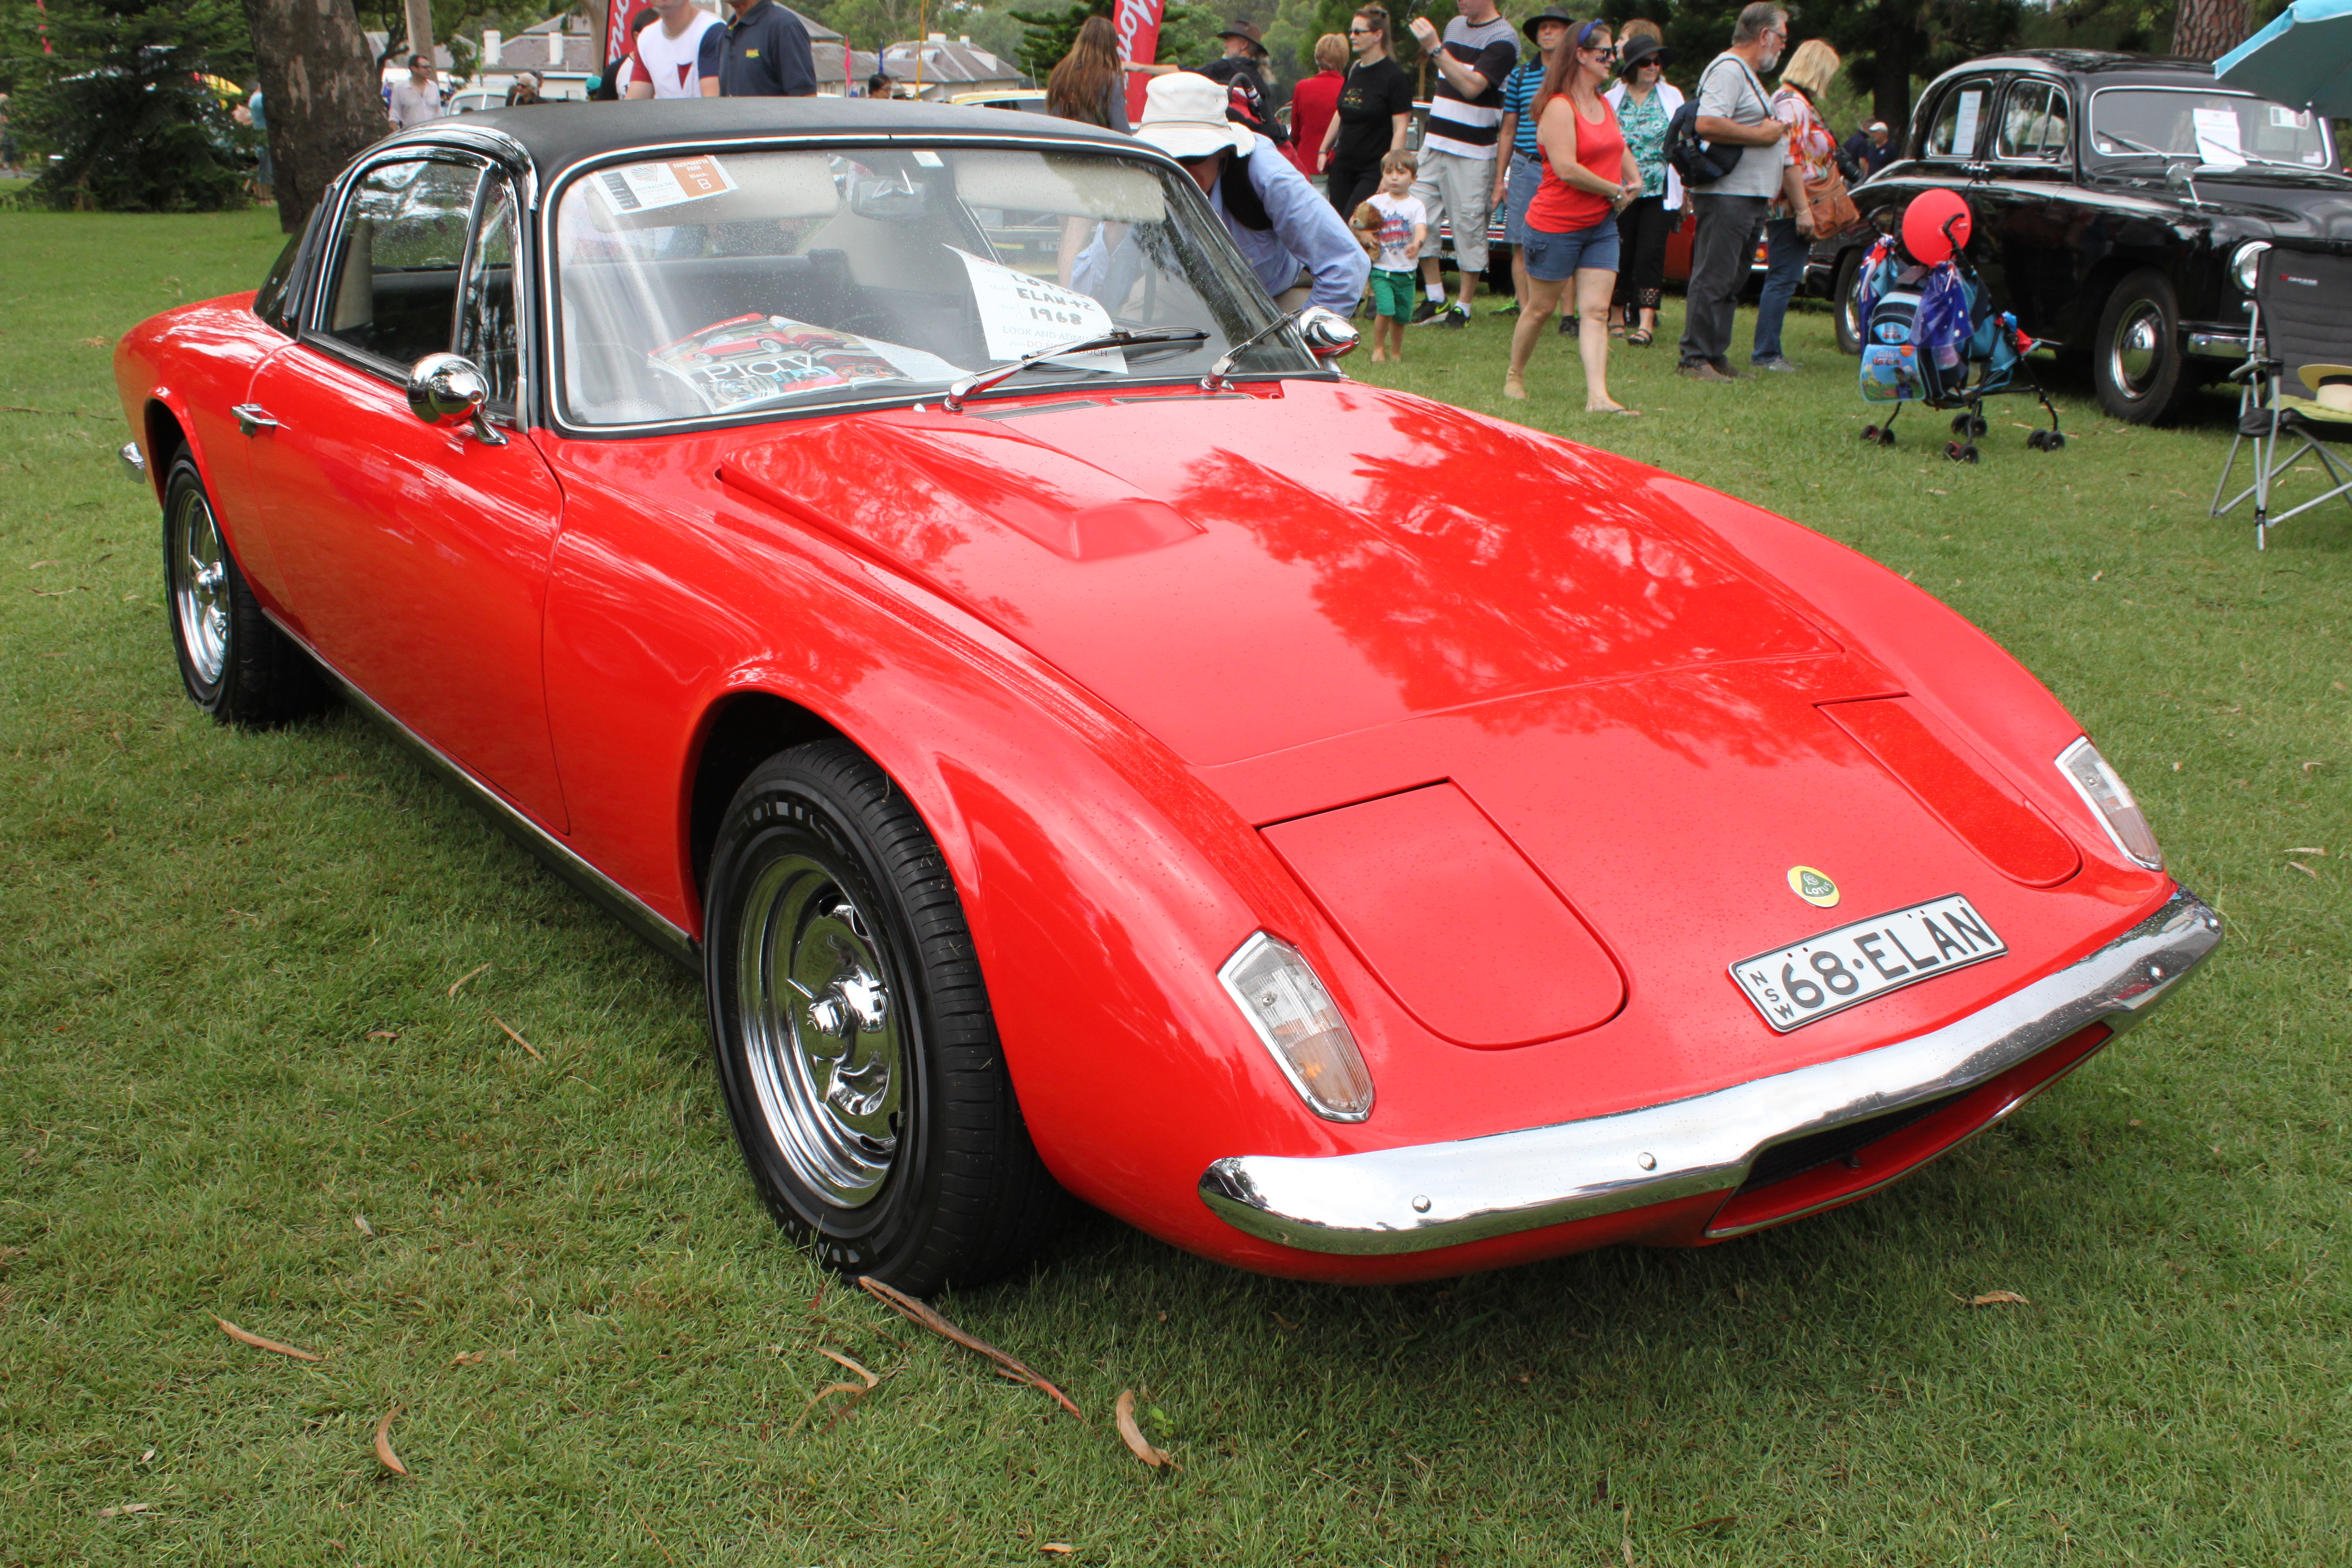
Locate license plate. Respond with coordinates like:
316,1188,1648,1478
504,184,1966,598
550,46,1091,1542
1729,894,2006,1032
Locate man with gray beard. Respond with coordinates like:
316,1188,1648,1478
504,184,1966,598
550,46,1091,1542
1677,3,1804,382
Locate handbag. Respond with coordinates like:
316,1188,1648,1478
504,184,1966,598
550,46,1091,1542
1806,168,1862,236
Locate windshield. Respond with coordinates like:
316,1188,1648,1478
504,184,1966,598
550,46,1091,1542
553,143,1306,427
2088,88,2336,170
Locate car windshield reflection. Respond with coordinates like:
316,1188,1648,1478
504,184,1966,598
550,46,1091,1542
553,144,1309,427
2087,87,2338,172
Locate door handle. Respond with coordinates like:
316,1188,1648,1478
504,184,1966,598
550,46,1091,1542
233,404,281,436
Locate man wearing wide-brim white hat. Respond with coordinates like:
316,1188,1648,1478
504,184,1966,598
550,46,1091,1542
1075,73,1366,315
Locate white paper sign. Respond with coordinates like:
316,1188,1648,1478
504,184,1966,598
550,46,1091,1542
1950,91,1981,157
2271,104,2309,129
949,247,1126,374
593,156,738,217
2192,106,2245,165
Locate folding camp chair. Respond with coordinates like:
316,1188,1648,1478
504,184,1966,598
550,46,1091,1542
2210,245,2352,549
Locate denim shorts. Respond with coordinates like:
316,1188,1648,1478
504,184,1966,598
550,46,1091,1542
1521,216,1622,282
1503,152,1542,248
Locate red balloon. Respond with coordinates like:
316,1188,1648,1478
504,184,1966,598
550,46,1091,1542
1902,189,1972,264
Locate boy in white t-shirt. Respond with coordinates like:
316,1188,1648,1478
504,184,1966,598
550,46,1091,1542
624,0,725,99
1364,150,1428,363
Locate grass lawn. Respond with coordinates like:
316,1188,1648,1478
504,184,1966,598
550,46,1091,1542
3,207,2347,1567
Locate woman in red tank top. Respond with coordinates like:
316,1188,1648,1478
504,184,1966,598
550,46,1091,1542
1505,19,1642,413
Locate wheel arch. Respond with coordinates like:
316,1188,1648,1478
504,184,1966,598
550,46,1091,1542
683,688,847,915
142,397,190,505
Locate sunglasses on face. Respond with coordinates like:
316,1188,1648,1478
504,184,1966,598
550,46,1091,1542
1584,44,1617,58
1348,25,1376,33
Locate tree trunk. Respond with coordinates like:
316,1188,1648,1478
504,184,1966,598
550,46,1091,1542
2172,0,2248,60
1873,31,1911,141
403,0,435,67
241,0,390,233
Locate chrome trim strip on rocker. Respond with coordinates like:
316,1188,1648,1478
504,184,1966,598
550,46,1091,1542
269,614,701,972
1199,887,2221,1256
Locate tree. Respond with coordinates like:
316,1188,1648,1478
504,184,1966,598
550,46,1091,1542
6,0,253,211
239,0,388,231
2171,0,2247,57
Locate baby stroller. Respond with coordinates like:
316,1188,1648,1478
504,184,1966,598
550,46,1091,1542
1854,191,2063,462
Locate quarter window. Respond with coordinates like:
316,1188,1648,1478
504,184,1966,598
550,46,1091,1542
1925,81,1992,160
458,180,522,410
1996,80,2069,161
321,159,486,367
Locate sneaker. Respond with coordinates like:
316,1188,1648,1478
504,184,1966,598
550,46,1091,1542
1425,304,1470,328
1678,362,1735,383
1410,298,1441,324
1558,314,1578,337
1490,300,1521,317
1715,361,1750,380
1751,355,1802,373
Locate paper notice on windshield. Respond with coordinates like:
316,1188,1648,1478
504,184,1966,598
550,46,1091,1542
2271,104,2309,129
949,247,1126,374
594,156,737,216
1950,91,1981,157
2192,107,2245,165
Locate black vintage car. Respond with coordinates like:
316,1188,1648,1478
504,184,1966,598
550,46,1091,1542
1806,50,2352,423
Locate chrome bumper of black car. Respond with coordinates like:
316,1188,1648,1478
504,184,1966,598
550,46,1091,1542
1199,887,2220,1256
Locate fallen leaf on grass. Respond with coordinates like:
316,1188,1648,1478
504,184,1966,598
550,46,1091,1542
365,1030,398,1040
819,1347,879,1387
353,1214,375,1237
2288,846,2326,856
214,1315,322,1361
97,1503,151,1518
139,1449,154,1465
1115,1390,1172,1469
1041,1546,1075,1557
784,1348,882,1435
373,1405,409,1477
2303,762,2324,773
858,1276,1082,1421
2288,862,2319,879
490,1015,545,1063
1960,1290,2030,1307
2091,570,2104,581
1925,488,1948,496
446,962,490,997
452,1350,487,1367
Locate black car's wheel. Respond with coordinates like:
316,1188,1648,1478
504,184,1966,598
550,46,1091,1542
704,740,1066,1294
1834,247,1867,356
161,453,328,727
2092,269,2189,425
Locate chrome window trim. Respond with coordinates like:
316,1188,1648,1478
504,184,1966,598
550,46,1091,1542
262,608,699,972
532,130,1328,440
1990,75,2072,166
1198,886,2221,1256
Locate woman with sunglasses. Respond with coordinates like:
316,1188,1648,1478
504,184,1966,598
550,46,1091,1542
1320,7,1415,219
1506,19,1640,412
1602,22,1682,346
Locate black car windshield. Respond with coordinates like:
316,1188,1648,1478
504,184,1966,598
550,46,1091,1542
2088,87,2337,171
552,143,1307,426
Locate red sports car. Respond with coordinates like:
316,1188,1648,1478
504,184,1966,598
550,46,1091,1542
116,101,2218,1294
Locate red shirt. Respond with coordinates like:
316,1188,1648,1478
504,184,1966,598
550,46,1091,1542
1287,71,1344,175
1525,94,1625,234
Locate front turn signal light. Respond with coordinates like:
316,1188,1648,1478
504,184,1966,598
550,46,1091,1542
1218,932,1374,1122
2057,737,2163,871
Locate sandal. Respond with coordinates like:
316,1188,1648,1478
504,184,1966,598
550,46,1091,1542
1626,328,1653,347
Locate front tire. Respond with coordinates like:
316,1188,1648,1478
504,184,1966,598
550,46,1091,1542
704,741,1066,1294
161,453,328,726
2092,269,2188,425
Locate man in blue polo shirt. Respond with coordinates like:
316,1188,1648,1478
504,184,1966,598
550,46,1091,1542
719,0,816,97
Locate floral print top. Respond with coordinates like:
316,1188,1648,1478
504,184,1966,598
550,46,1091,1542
1616,83,1672,198
1769,85,1839,215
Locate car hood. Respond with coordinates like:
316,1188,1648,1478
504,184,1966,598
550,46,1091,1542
2091,169,2352,240
720,380,1839,767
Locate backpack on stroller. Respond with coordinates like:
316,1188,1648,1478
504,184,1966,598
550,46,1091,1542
1854,193,2064,462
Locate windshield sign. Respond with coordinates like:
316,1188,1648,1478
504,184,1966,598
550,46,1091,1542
554,144,1306,426
2088,88,2336,171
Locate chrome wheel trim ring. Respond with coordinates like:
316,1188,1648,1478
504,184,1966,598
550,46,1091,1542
170,483,230,688
735,852,904,1208
1840,260,1863,345
2108,301,2164,399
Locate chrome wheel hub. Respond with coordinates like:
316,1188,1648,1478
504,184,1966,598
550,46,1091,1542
2109,303,2163,397
736,854,903,1207
170,486,230,686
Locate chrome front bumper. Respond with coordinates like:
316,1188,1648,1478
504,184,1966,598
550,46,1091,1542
1199,887,2221,1256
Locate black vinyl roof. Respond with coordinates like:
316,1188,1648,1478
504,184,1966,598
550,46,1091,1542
389,98,1137,187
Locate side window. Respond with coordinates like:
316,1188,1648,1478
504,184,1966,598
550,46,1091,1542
1925,81,1991,160
1997,81,2069,161
320,158,486,368
459,181,521,411
252,204,323,336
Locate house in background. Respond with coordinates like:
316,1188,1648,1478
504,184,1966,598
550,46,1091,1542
877,34,1026,100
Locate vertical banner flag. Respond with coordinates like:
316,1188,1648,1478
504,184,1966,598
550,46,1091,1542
605,0,633,85
1117,0,1167,121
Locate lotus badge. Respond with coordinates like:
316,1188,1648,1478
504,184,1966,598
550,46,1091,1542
1788,866,1840,908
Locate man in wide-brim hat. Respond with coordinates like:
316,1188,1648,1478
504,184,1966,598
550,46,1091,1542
1070,72,1366,314
1201,18,1285,143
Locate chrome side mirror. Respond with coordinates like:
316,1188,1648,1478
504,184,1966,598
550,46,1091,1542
1294,305,1360,361
407,352,507,445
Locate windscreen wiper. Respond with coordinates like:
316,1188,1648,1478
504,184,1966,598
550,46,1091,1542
1200,312,1304,394
939,328,1210,412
